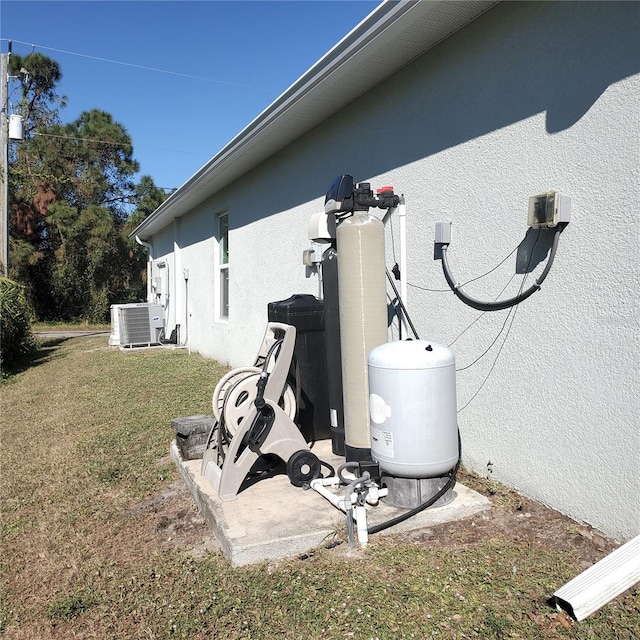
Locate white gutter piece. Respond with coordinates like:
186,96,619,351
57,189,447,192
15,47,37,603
551,533,640,621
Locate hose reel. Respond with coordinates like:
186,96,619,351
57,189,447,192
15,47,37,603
201,322,321,500
212,367,297,436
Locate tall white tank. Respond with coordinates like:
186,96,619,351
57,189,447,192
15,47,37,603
337,211,387,459
368,340,458,478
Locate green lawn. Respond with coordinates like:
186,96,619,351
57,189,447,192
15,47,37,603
1,336,638,639
31,321,111,332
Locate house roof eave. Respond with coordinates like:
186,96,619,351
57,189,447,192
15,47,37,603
131,0,498,240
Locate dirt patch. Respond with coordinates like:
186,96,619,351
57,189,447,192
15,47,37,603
400,471,618,569
126,480,219,556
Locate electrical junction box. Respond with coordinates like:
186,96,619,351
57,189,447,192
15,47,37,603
434,221,452,245
528,191,571,228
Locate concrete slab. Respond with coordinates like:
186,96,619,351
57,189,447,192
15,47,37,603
171,439,491,567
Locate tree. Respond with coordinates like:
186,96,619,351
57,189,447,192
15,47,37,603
7,54,168,321
117,176,171,303
8,53,65,133
0,277,36,374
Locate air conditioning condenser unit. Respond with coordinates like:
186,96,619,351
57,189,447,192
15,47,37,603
118,303,164,348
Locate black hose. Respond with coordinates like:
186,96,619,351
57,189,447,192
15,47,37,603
368,430,462,535
441,228,561,312
262,339,284,373
386,269,420,339
321,460,336,479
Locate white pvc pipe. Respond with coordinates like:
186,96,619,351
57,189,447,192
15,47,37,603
310,477,388,548
310,478,350,511
382,199,409,337
398,196,408,334
354,505,369,548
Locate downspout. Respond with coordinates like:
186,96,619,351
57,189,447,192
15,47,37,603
135,235,153,303
551,533,640,621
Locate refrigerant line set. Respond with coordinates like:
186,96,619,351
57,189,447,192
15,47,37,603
200,175,570,546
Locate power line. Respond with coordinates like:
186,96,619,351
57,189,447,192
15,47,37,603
448,273,518,347
456,304,521,414
2,38,278,94
34,132,211,157
456,230,542,413
36,131,132,148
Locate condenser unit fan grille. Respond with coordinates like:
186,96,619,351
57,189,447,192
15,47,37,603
119,304,163,347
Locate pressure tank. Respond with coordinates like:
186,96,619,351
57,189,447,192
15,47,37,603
368,340,458,478
337,211,387,461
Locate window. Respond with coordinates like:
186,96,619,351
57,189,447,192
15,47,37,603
216,212,229,320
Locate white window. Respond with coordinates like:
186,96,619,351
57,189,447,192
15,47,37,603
216,212,229,320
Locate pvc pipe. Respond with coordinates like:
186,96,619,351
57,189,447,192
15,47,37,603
310,476,387,547
398,196,408,335
310,479,350,510
354,505,369,548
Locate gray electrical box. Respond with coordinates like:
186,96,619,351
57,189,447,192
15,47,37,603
434,221,452,245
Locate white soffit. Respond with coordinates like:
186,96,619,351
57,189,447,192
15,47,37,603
133,0,498,239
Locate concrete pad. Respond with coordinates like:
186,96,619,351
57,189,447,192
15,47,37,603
171,439,491,567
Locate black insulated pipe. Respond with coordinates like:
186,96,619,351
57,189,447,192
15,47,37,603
440,228,562,312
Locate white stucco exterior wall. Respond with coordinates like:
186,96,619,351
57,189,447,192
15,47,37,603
147,1,639,540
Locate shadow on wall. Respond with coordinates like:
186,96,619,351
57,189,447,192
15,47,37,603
203,1,639,237
515,228,557,275
431,225,558,277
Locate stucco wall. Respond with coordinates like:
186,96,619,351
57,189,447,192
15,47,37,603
150,1,639,540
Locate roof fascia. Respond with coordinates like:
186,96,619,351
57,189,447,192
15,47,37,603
132,0,497,240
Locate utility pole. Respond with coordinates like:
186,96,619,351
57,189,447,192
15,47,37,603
1,51,8,277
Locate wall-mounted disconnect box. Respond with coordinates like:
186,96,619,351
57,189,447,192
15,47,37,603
527,191,571,228
434,221,452,245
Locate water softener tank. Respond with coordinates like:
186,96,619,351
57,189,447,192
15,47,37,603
337,211,387,461
368,340,458,478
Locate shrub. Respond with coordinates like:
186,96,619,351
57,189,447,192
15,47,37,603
0,277,36,374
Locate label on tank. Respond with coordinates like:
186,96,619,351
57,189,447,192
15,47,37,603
371,426,394,456
369,393,391,424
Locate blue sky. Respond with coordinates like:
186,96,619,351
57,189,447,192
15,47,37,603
1,0,379,191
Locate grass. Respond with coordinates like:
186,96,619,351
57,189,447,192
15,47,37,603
31,320,111,332
1,336,638,639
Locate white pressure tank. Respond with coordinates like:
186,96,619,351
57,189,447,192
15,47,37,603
368,340,458,478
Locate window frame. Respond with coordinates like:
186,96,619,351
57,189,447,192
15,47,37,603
215,211,229,321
